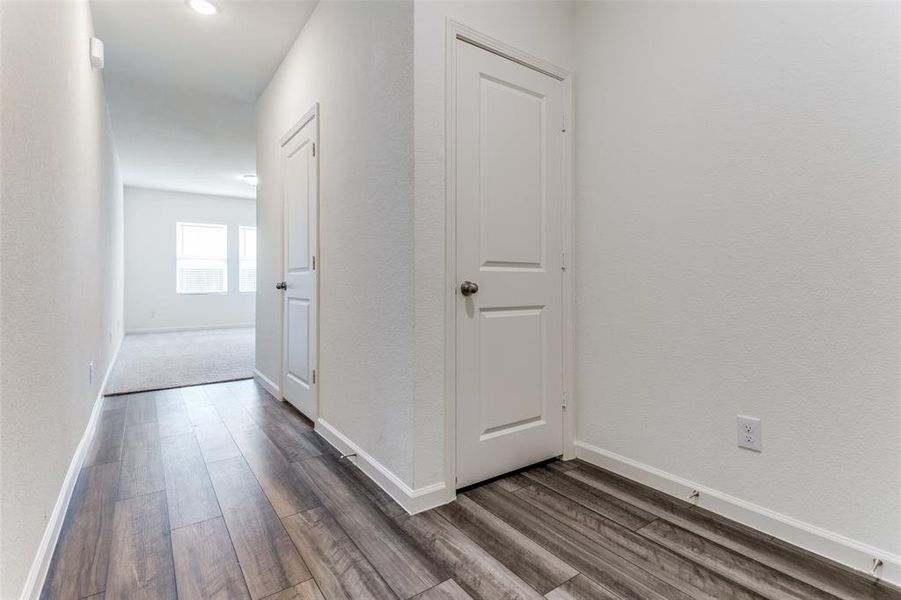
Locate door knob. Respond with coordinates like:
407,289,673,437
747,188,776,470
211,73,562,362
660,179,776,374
275,281,287,290
460,281,479,296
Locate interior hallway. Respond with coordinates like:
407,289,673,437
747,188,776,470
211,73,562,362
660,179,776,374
41,380,900,600
4,1,900,597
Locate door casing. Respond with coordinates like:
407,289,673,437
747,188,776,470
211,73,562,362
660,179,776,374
444,22,575,491
279,103,320,419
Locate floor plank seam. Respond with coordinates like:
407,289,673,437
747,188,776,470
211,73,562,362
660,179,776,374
562,464,868,600
210,501,254,599
168,513,223,533
541,495,762,599
431,504,549,598
478,484,712,600
162,492,180,600
306,482,404,599
635,517,660,532
547,572,580,595
293,503,400,600
205,384,316,599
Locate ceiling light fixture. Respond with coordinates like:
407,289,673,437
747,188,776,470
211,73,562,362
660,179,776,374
243,174,258,186
187,0,219,16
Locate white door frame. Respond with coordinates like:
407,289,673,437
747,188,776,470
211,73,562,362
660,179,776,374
279,103,320,417
444,21,575,490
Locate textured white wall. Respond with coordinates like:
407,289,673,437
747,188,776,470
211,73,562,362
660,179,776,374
574,1,900,555
412,1,574,488
124,187,255,332
256,1,416,484
0,1,124,596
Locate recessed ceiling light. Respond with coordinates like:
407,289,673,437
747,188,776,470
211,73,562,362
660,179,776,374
187,0,219,16
243,174,258,186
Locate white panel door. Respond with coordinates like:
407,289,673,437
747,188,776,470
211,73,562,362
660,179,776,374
281,113,318,419
456,40,565,488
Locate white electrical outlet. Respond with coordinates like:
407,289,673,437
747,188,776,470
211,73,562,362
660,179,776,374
89,362,95,385
737,415,762,451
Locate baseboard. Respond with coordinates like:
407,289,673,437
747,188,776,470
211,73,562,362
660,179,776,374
315,418,454,515
253,369,280,400
124,323,254,334
19,335,123,600
574,439,901,587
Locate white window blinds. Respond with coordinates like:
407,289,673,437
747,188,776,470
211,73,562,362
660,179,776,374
176,222,228,294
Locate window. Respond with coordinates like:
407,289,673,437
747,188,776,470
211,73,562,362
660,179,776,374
239,226,257,293
176,222,228,294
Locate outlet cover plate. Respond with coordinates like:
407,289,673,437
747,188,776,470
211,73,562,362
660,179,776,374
737,415,762,452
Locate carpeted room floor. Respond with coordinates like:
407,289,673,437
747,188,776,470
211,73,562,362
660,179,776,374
105,327,255,395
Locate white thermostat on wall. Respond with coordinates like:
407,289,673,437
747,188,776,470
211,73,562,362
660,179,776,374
89,37,104,70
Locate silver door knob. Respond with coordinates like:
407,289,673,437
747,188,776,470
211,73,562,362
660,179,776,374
460,281,479,296
275,281,287,290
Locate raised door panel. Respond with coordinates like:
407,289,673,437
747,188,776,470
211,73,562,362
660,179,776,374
286,299,310,388
286,140,311,272
478,308,545,439
480,77,545,269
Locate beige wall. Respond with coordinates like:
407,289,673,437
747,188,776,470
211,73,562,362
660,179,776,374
0,1,124,595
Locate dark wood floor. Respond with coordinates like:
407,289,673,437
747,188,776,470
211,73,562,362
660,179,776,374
41,380,899,600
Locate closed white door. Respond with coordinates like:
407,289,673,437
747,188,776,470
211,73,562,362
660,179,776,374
281,112,318,419
455,40,565,488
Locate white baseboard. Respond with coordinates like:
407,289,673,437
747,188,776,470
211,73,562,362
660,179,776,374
315,418,454,515
574,439,901,587
124,323,254,334
19,335,124,600
253,369,280,400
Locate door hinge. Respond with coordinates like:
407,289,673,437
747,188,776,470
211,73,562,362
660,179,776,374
562,112,567,133
312,142,316,157
312,369,316,384
561,250,566,271
312,256,316,270
562,391,568,409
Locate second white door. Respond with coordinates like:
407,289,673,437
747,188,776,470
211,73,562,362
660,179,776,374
281,111,318,419
455,40,566,488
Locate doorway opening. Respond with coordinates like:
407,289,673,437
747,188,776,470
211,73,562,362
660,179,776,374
95,3,316,395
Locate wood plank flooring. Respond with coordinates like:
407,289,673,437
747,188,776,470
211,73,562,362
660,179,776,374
41,381,901,600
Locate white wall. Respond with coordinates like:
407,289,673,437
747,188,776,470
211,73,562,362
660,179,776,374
124,187,255,332
256,1,416,484
412,1,574,488
0,1,124,596
573,0,900,564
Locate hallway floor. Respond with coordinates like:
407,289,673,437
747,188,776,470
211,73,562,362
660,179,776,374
41,380,899,600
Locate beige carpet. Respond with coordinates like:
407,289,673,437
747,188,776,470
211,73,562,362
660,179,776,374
105,327,255,395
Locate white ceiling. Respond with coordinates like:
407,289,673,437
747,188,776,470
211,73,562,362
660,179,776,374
92,0,318,199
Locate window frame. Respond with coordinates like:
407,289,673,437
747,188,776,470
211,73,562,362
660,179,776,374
238,225,257,294
175,221,229,295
